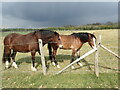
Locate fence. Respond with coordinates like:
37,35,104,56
1,31,119,76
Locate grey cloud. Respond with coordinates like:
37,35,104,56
2,2,118,28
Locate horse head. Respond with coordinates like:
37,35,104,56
51,31,63,48
88,33,97,49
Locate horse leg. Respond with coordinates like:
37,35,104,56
5,53,11,69
11,50,18,68
52,48,60,68
47,43,56,67
31,51,37,71
70,49,76,69
47,43,52,60
76,50,83,67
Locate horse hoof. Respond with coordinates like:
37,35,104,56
12,62,18,68
78,62,83,67
5,66,9,69
71,66,75,69
5,61,10,69
57,65,61,69
31,67,37,71
32,68,37,71
13,65,18,69
52,62,56,66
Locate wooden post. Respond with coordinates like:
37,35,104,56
94,35,101,77
56,48,97,74
100,44,120,59
38,39,47,75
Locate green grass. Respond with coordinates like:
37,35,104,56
1,29,119,88
2,72,118,88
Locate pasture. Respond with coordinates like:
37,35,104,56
1,29,119,88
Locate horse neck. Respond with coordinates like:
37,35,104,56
34,31,54,45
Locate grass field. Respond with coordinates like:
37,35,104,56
0,29,119,88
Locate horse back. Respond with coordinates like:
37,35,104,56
4,33,21,46
12,32,37,44
3,32,39,52
10,32,38,52
60,35,82,49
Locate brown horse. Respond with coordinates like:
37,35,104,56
2,30,62,71
48,32,96,69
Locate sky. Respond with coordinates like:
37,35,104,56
1,2,118,28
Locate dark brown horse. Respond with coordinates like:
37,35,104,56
2,30,62,71
48,32,96,69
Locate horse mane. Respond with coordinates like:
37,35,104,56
71,32,96,42
34,29,59,39
89,33,96,39
34,29,58,35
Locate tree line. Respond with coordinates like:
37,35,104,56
1,22,118,32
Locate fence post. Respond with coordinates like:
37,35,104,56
38,39,47,75
94,35,101,77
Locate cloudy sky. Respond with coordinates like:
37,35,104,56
1,2,118,28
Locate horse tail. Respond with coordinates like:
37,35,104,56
2,34,16,63
2,37,12,63
2,46,12,63
48,43,52,60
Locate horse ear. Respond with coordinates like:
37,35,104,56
88,33,91,39
93,32,95,35
54,32,59,35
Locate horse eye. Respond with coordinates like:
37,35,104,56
58,38,60,40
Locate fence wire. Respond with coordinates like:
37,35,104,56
1,30,119,74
